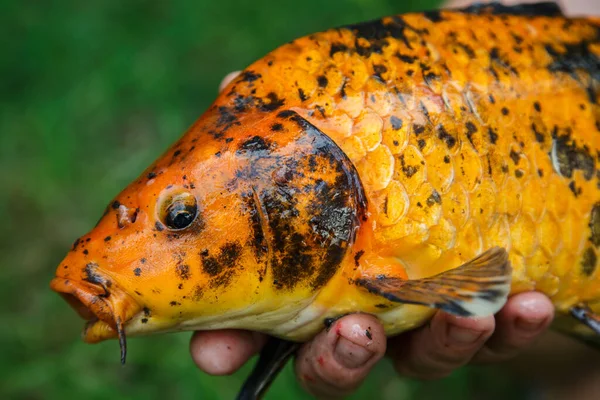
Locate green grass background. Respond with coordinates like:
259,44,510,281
1,1,530,399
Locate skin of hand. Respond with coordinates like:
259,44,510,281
192,22,559,395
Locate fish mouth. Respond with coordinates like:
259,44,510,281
50,277,141,364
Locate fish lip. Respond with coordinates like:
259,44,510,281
50,277,119,342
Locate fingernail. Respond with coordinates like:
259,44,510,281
334,336,374,369
448,326,483,344
516,317,546,332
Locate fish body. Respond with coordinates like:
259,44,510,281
51,2,600,359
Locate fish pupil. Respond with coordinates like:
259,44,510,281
166,202,197,230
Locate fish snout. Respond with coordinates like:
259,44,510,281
50,262,141,351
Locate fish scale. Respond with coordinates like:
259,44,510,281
222,8,600,312
50,3,600,399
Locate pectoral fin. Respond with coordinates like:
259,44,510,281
356,247,512,317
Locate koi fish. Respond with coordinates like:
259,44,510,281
50,2,600,399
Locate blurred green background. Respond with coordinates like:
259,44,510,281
0,0,537,399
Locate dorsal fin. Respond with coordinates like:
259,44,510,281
457,2,563,17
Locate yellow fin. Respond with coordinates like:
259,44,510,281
356,247,512,317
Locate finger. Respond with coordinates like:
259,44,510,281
190,329,267,375
295,314,386,398
389,311,495,380
219,71,242,93
472,291,554,364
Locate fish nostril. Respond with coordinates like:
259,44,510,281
117,205,139,228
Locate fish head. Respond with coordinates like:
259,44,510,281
50,105,367,353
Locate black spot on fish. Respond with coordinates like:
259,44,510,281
589,203,600,247
426,190,442,206
569,181,582,197
423,10,443,22
177,264,190,280
201,242,243,282
216,106,238,129
488,127,498,144
330,42,349,57
395,52,416,63
581,247,597,276
192,285,203,301
399,154,419,178
344,15,414,56
457,42,476,59
354,250,365,268
552,134,596,180
104,236,111,242
501,107,509,116
220,242,243,266
459,2,563,17
112,201,121,210
134,267,141,276
437,124,456,148
510,149,520,165
465,121,477,146
298,88,308,101
414,124,425,135
317,75,328,88
271,123,283,132
532,123,545,143
277,110,296,119
155,221,165,232
443,155,451,163
239,136,273,152
259,92,285,112
424,72,439,86
390,116,403,130
239,70,261,82
373,64,387,81
202,256,221,276
534,101,542,112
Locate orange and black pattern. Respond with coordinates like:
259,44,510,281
51,3,600,346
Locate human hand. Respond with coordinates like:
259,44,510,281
191,290,553,398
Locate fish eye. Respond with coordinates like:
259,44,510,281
158,191,198,230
